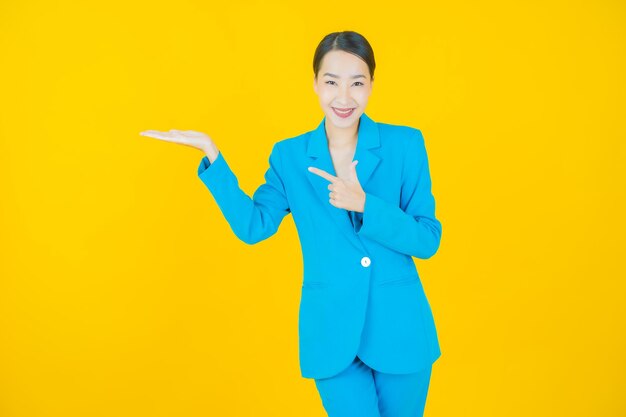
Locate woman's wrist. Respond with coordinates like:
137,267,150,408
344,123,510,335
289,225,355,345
203,144,220,164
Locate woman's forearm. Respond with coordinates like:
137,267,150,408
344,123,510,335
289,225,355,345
196,143,291,245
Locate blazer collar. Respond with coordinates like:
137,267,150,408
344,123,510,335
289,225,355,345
306,111,381,187
306,112,382,253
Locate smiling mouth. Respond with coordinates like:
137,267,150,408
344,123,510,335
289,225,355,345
332,107,356,118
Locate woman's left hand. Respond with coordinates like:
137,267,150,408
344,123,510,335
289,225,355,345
308,161,366,213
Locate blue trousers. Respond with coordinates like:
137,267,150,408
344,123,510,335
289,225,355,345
314,355,432,417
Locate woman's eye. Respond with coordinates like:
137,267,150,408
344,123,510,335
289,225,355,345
325,81,364,86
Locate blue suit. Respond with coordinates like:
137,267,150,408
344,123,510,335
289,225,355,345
197,112,442,380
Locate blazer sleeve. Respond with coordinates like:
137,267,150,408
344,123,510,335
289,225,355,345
197,143,291,245
353,129,442,259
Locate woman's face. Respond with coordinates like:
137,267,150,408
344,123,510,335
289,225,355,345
313,49,373,129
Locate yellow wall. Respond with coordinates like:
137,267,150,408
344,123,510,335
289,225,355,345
1,1,624,416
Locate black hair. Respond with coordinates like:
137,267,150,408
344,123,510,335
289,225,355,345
313,31,376,82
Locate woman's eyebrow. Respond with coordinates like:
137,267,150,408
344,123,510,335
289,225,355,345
323,72,366,79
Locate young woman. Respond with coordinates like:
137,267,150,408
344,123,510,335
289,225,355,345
141,31,443,417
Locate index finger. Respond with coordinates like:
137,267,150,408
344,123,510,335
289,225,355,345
139,130,171,138
307,166,338,183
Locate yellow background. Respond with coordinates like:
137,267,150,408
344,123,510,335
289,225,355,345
1,0,624,416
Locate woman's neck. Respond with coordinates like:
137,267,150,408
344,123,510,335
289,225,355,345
324,118,359,151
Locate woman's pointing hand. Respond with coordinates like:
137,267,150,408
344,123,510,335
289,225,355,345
308,161,366,213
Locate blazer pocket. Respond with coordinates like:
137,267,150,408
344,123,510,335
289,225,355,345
377,273,420,288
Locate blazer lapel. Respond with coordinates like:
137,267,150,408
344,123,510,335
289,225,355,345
306,112,382,252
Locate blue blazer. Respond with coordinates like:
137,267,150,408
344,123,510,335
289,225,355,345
197,112,442,379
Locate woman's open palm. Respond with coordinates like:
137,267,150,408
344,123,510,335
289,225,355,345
139,129,215,153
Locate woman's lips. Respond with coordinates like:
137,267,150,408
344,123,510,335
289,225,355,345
332,107,355,118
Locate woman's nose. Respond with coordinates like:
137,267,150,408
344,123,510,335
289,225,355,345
337,87,352,101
